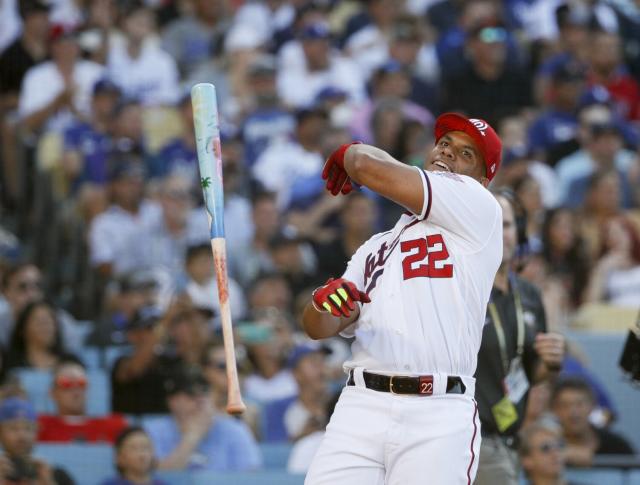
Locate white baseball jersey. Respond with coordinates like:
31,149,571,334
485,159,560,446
341,167,503,378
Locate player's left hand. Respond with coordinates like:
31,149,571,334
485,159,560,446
534,332,565,371
322,142,361,196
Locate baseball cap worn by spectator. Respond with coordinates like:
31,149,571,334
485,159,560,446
434,113,502,181
93,78,122,97
299,22,331,41
126,305,163,331
19,0,49,19
287,342,331,369
164,369,210,397
0,398,37,423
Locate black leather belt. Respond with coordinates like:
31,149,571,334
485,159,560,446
347,369,466,395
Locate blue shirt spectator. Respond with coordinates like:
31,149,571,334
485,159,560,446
144,368,262,472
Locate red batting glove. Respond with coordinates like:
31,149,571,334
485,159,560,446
312,278,371,318
321,142,361,196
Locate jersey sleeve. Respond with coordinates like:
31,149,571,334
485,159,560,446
416,167,502,253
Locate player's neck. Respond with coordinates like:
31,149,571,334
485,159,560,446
494,265,510,293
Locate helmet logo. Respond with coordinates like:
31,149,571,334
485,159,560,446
470,119,488,136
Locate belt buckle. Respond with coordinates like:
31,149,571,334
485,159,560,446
389,375,397,394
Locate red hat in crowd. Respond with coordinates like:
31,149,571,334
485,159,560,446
434,113,502,181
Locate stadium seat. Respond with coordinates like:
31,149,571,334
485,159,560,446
260,442,293,469
86,369,111,415
565,468,624,485
34,443,114,485
629,470,640,485
15,369,55,414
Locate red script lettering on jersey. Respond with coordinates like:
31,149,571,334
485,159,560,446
401,234,453,279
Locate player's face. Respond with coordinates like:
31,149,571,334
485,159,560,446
425,131,486,182
497,197,517,266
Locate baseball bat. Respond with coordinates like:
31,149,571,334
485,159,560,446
191,83,246,415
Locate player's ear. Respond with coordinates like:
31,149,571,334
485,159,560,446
479,176,490,188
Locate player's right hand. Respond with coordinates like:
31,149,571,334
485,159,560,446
312,278,370,318
322,142,361,196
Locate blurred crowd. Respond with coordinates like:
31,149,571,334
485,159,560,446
0,0,639,483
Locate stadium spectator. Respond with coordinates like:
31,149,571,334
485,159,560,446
0,262,85,353
583,215,640,307
0,397,75,484
149,94,198,181
344,0,405,78
18,23,103,134
145,368,261,471
183,243,247,322
554,103,638,207
121,173,209,283
519,417,576,485
587,29,640,120
240,55,296,168
107,1,179,106
111,306,178,415
161,0,229,79
0,0,50,203
38,359,128,443
313,192,377,282
550,376,635,466
252,107,328,210
242,321,297,405
276,22,366,108
201,340,260,439
442,20,532,126
88,153,160,278
246,272,293,319
349,61,433,147
268,230,317,303
228,192,281,286
55,79,121,198
100,426,168,485
287,391,341,474
5,300,80,371
527,62,586,164
283,343,331,441
86,270,159,347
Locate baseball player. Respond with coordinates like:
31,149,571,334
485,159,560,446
302,113,504,485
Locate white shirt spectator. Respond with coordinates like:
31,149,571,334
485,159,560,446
122,209,210,282
252,138,324,209
185,275,247,321
283,400,311,439
108,40,180,106
88,201,161,275
243,370,298,405
18,60,104,132
345,25,389,80
226,1,294,52
277,55,366,108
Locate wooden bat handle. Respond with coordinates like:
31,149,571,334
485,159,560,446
211,238,246,415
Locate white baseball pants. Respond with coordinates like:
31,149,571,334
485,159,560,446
305,377,481,485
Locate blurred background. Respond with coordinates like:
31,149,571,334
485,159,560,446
0,0,639,484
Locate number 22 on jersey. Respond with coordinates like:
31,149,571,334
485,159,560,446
401,234,453,279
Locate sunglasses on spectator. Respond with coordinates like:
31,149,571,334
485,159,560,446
537,440,565,454
16,280,43,292
56,376,88,390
